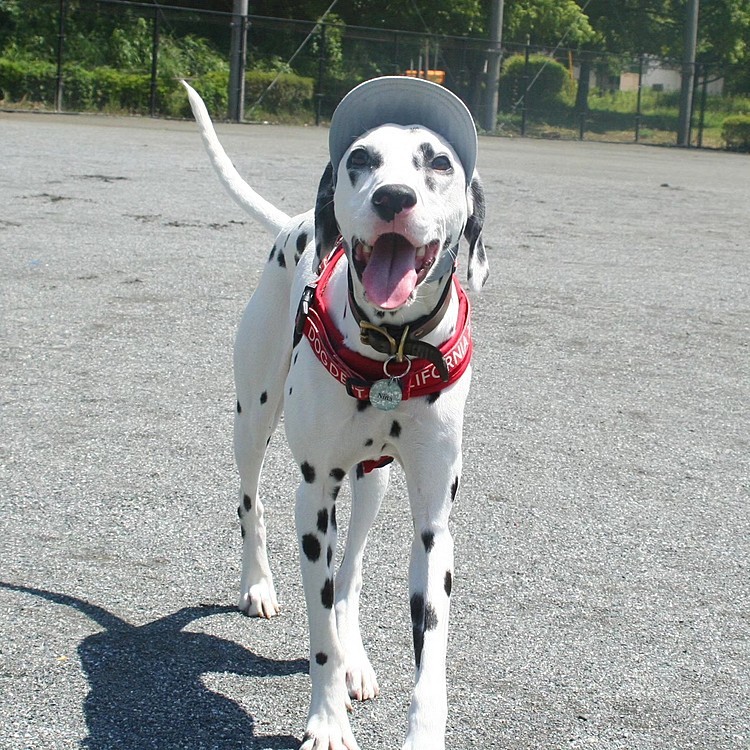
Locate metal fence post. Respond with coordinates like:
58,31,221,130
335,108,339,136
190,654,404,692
228,0,248,122
149,7,160,117
315,22,326,126
54,0,67,112
635,54,644,142
481,0,504,132
677,0,699,146
521,37,530,137
697,63,708,148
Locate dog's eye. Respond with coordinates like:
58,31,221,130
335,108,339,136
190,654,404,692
431,155,452,172
348,148,371,168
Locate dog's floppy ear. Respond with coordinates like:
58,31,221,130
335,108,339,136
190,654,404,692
464,173,489,292
314,162,338,264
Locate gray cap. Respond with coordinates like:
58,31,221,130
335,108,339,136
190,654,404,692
329,76,477,184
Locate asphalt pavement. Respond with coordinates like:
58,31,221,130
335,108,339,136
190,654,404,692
1,109,748,750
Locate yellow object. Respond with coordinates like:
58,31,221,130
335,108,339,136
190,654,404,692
404,70,446,85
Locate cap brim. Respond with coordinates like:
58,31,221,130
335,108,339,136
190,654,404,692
329,76,477,184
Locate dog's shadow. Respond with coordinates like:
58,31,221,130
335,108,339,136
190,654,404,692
1,582,305,749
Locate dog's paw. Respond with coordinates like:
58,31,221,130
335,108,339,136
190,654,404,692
401,735,444,750
238,578,280,619
300,709,359,750
345,651,379,702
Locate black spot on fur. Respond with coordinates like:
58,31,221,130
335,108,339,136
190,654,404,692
410,593,425,669
259,391,267,405
329,468,345,482
390,420,401,438
296,231,308,256
420,142,436,162
331,485,340,501
243,494,252,512
357,399,370,412
451,476,459,502
302,533,321,561
237,505,243,519
427,391,441,404
424,602,438,631
241,526,246,538
289,387,293,396
327,546,333,566
410,593,438,669
317,508,329,534
294,352,299,365
301,462,316,483
236,400,242,413
315,651,328,665
375,310,386,319
421,529,435,552
331,505,337,530
268,245,277,262
321,578,334,609
277,250,286,268
410,594,424,624
356,463,365,480
444,570,453,597
364,438,373,446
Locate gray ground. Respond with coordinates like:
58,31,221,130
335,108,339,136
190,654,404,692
1,109,748,750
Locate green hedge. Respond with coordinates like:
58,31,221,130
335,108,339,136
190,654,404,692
0,57,314,119
499,54,574,111
722,114,750,152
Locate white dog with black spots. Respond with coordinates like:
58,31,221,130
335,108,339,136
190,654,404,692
183,77,489,750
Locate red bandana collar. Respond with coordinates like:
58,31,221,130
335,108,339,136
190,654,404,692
297,246,473,404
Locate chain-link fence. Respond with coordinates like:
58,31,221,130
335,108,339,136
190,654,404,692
0,0,737,148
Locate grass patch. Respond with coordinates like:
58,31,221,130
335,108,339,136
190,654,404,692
497,87,750,148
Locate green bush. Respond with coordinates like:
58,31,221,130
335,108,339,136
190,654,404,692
0,56,313,119
722,114,750,152
0,57,55,101
174,70,229,118
244,71,314,115
499,54,574,112
175,70,314,119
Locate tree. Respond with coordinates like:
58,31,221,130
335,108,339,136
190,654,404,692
581,0,750,92
502,0,598,46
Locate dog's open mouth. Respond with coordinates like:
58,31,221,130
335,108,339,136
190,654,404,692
353,233,440,309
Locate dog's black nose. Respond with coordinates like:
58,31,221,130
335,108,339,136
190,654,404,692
371,184,417,222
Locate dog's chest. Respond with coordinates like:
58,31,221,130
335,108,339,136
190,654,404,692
284,343,441,466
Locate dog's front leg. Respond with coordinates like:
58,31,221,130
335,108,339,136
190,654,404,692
336,463,391,701
295,470,359,750
402,456,461,750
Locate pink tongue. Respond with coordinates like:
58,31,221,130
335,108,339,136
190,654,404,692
362,236,417,309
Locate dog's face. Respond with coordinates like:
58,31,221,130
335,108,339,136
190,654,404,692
315,124,488,312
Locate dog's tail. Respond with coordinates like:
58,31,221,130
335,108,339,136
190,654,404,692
182,80,290,237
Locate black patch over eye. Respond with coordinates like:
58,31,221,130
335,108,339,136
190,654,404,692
347,147,371,169
431,155,453,172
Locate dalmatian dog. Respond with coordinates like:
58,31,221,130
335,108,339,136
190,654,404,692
183,76,489,750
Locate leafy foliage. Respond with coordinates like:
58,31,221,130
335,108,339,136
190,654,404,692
722,113,750,151
503,0,599,47
499,53,574,111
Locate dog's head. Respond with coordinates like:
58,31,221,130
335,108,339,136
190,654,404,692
315,78,488,315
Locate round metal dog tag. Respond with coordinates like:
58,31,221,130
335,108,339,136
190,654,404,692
369,378,402,411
